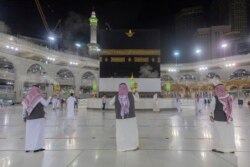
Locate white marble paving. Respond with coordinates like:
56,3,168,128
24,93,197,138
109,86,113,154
0,103,249,167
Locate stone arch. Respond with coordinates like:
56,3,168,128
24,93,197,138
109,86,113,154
189,84,199,92
241,84,250,96
231,69,250,79
82,71,95,80
161,75,174,93
206,72,220,79
0,56,15,73
180,74,196,81
82,71,95,85
23,64,48,97
228,85,238,91
238,81,250,95
81,71,96,94
56,69,75,83
161,75,174,82
56,68,75,97
179,85,187,98
0,56,15,103
27,63,46,75
56,68,75,87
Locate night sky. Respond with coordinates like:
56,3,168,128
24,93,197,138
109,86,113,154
0,0,246,63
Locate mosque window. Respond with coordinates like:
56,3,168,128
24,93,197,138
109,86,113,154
230,69,250,79
206,72,220,79
161,75,174,82
0,57,15,73
57,69,74,80
180,74,196,81
82,72,95,80
27,64,46,75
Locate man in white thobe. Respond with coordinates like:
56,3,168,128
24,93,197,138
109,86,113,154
153,93,160,112
66,93,76,119
52,97,58,110
22,86,51,152
64,93,76,135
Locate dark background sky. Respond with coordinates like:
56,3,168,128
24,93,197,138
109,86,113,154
0,0,246,63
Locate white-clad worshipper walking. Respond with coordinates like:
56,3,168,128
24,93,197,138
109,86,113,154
66,93,76,119
210,78,236,153
109,83,140,152
102,95,107,111
56,97,61,109
175,96,182,112
52,96,58,110
64,93,77,135
153,93,160,112
195,94,203,113
22,85,51,153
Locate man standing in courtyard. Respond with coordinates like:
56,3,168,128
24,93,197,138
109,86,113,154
109,83,140,152
22,85,51,153
210,78,236,153
66,93,76,119
102,95,107,111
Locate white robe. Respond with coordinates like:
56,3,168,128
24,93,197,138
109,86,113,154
52,98,58,109
23,97,51,151
110,92,140,151
116,117,139,151
56,99,61,109
25,118,45,151
210,97,236,152
212,121,236,152
175,99,182,112
153,94,160,112
67,96,76,119
195,98,203,112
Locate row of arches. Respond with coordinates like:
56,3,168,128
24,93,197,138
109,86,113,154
0,57,97,81
0,56,97,102
24,64,97,96
161,73,221,82
2,56,250,84
0,56,97,80
2,55,250,100
26,64,96,82
162,69,250,82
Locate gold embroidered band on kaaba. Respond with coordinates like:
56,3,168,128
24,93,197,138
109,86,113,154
101,49,160,56
101,57,160,63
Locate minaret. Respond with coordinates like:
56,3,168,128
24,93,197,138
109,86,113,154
89,10,98,44
88,10,100,58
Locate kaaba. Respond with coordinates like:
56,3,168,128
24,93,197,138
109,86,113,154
98,29,161,94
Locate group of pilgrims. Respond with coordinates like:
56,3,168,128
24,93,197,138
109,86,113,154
21,78,235,153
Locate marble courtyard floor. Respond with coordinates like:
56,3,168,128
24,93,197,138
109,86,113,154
0,103,249,167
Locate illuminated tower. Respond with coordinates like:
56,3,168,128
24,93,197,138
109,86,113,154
88,10,100,58
89,11,98,43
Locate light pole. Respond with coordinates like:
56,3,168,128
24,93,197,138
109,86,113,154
195,49,202,55
96,47,101,52
195,48,202,61
96,47,101,59
174,51,180,66
48,36,55,41
48,35,55,49
221,43,228,59
75,43,82,56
